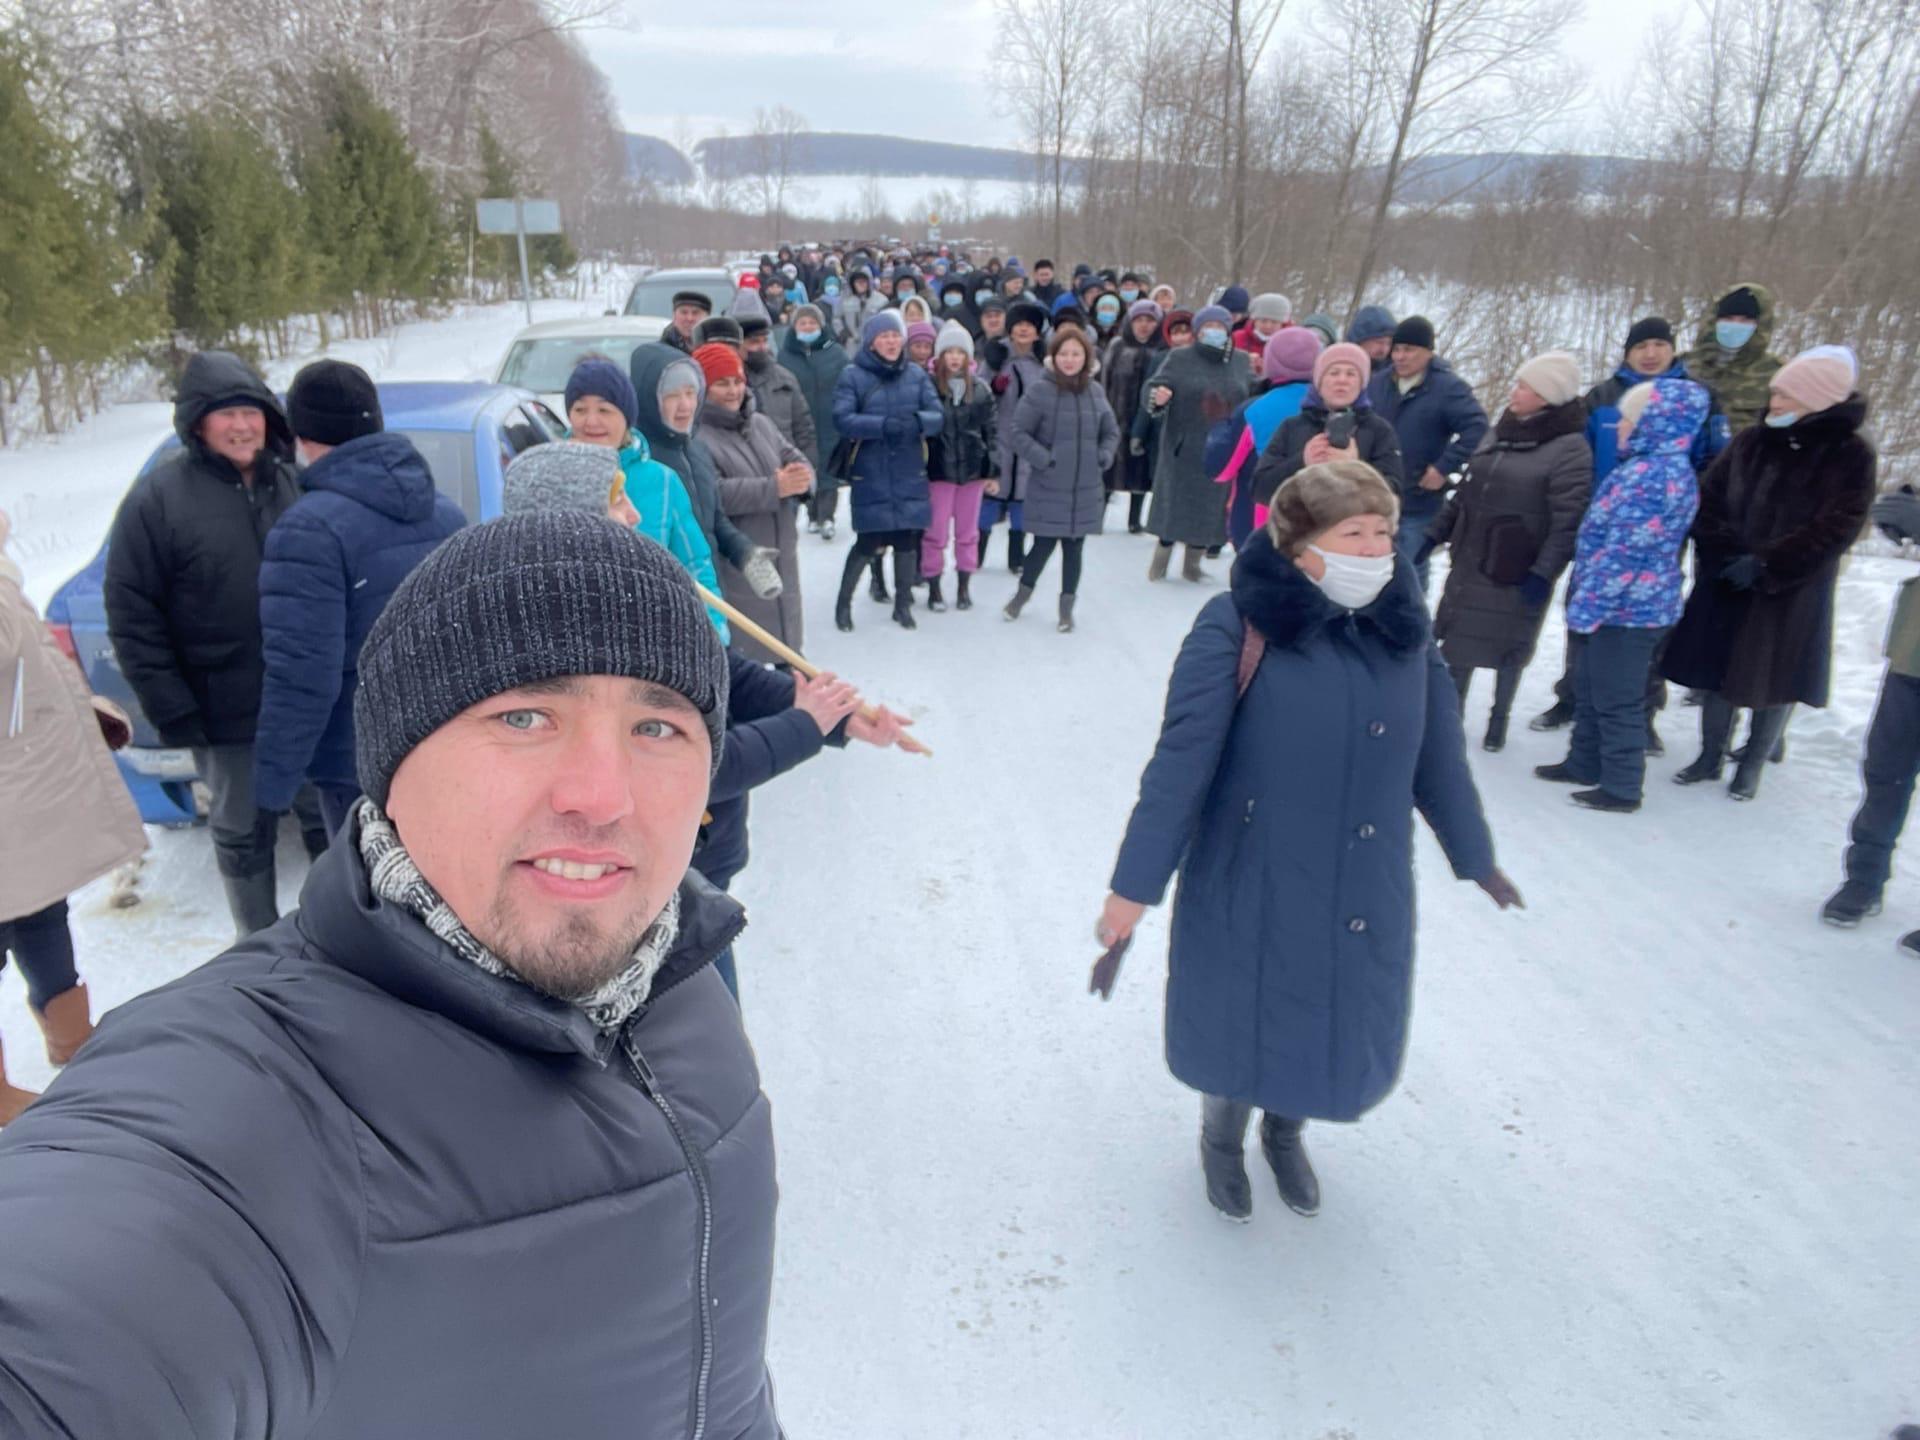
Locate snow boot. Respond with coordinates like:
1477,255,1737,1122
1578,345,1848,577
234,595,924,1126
890,549,917,630
1008,529,1028,572
1200,1097,1254,1223
1483,709,1510,753
1259,1114,1320,1217
835,549,865,632
1003,584,1034,622
1672,755,1724,786
34,983,93,1067
822,518,836,540
0,1035,39,1129
1057,592,1077,634
1534,760,1596,785
1571,788,1640,814
1645,718,1664,756
1821,881,1883,929
1147,543,1172,582
220,868,279,940
1728,750,1769,802
868,554,890,604
807,517,822,535
1900,932,1920,963
1182,545,1206,582
927,576,948,613
1530,698,1575,732
956,572,974,610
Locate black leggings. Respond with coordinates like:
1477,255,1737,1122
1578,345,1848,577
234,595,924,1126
0,898,79,1012
851,528,920,559
1021,536,1085,594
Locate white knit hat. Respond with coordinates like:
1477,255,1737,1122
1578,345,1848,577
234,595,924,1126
934,320,975,360
1514,350,1582,408
1248,292,1293,324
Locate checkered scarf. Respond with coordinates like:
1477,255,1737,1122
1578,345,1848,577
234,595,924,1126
355,799,677,1032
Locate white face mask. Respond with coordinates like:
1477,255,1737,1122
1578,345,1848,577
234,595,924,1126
1307,545,1395,609
1764,410,1798,428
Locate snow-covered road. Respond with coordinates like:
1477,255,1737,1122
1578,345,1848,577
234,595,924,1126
2,300,1915,1438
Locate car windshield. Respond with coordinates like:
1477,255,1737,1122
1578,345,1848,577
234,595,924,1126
624,276,732,318
397,429,473,495
498,336,652,393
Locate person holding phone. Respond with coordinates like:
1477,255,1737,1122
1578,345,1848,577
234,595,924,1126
1250,343,1404,521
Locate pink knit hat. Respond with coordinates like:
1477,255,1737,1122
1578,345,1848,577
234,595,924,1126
1265,326,1323,385
1313,341,1372,392
905,320,939,350
1770,345,1857,416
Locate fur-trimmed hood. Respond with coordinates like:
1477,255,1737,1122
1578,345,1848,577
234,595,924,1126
1229,527,1429,655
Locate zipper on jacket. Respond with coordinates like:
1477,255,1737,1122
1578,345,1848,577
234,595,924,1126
622,1034,717,1440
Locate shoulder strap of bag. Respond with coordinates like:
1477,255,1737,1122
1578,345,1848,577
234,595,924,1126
1235,619,1265,700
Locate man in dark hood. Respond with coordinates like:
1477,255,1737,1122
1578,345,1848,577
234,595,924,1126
104,350,313,937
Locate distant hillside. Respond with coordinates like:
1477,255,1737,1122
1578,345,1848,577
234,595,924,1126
625,134,695,186
625,131,1647,204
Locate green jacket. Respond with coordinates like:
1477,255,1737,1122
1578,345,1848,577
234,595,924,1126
1681,281,1785,436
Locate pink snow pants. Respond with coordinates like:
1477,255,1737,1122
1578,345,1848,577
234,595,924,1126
922,480,989,577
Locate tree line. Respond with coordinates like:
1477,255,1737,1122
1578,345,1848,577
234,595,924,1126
1,0,620,444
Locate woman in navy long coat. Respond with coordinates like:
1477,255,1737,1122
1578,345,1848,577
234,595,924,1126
1100,460,1521,1222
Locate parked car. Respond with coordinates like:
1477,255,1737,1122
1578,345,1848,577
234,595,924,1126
621,267,737,320
494,315,669,415
43,381,563,825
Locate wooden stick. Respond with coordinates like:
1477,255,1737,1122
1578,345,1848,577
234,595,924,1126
694,582,932,758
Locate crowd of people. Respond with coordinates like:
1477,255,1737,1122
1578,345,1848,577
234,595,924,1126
0,231,1907,1433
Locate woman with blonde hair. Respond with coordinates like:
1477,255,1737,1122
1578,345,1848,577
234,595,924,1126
1098,460,1519,1222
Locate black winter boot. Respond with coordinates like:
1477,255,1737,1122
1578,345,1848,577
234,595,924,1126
1645,717,1664,756
1057,592,1076,633
1676,695,1734,785
1008,529,1028,572
1483,710,1510,753
835,549,864,632
956,572,973,610
1529,698,1575,732
1534,760,1596,785
927,576,947,612
1259,1115,1320,1216
869,553,890,603
1200,1096,1253,1222
1571,788,1640,814
890,548,916,630
1821,881,1883,929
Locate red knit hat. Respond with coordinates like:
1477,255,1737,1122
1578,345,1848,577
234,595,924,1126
693,342,744,386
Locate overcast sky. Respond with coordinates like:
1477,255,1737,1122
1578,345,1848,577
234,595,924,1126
595,0,1678,154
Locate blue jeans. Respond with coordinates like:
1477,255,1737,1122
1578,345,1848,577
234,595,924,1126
1567,626,1669,801
1845,670,1920,892
1397,510,1436,592
0,898,79,1012
978,497,1024,532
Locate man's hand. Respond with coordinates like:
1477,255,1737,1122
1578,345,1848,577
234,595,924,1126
1149,385,1173,410
846,703,915,750
793,671,861,736
775,463,812,498
1418,465,1449,492
1096,892,1148,947
1477,869,1525,910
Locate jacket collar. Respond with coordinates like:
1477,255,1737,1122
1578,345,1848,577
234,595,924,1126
295,822,746,1063
1492,398,1586,447
1229,528,1429,655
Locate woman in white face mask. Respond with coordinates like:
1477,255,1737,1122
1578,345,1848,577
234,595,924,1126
1096,459,1521,1224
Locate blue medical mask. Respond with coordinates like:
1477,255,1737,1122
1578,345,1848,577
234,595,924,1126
1120,288,1140,303
1096,301,1121,323
898,284,916,299
798,327,825,347
824,281,841,297
1199,326,1230,350
944,292,961,308
975,289,993,307
1764,410,1798,428
1715,319,1757,350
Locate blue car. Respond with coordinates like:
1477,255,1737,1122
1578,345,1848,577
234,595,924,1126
44,382,564,825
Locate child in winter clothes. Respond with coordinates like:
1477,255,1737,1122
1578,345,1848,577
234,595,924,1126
1212,326,1322,549
905,321,938,369
921,322,998,612
561,359,730,641
1544,378,1708,810
1006,329,1119,632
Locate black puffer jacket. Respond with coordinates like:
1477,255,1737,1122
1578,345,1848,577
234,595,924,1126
927,372,998,483
1251,401,1406,510
104,351,301,747
0,831,782,1440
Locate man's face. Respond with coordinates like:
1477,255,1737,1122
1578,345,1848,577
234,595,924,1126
872,328,904,362
1391,343,1432,378
743,332,771,359
1253,317,1282,340
198,405,266,469
981,310,1006,337
764,283,785,307
1034,264,1053,284
1359,336,1392,365
385,676,712,1002
672,304,707,337
1628,339,1674,376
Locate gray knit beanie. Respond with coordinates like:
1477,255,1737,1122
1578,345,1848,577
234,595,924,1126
502,440,624,518
353,511,729,804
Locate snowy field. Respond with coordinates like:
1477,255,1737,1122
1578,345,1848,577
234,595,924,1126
2,300,1917,1438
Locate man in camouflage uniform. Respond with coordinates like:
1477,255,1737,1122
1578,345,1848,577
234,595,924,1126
1682,283,1785,435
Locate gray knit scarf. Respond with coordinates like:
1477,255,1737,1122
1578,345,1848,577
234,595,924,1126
355,798,678,1032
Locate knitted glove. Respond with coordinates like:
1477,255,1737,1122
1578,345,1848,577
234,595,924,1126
1720,554,1764,590
742,548,785,599
1519,573,1553,608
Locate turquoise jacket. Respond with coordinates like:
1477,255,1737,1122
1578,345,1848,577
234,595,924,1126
600,431,730,643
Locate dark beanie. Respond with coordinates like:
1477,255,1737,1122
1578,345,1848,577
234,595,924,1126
693,315,744,349
562,359,637,428
1392,315,1436,350
1623,316,1675,353
353,511,730,803
1218,284,1251,314
671,290,713,315
1715,286,1761,320
287,360,382,446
